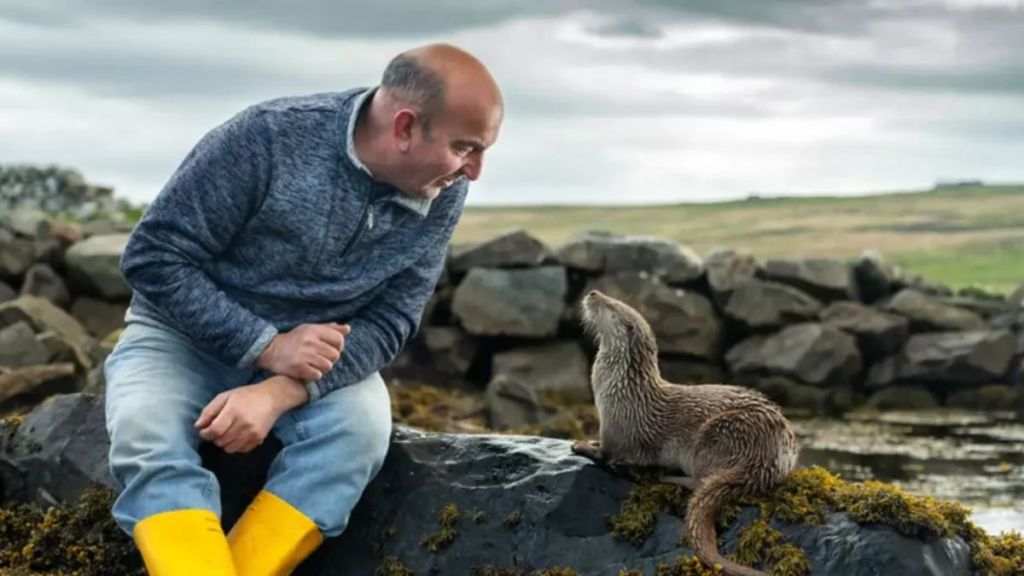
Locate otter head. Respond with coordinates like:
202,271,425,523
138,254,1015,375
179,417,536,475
581,290,658,354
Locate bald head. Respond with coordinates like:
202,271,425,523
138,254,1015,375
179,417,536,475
380,43,503,133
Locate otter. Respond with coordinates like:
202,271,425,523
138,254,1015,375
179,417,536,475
572,290,799,576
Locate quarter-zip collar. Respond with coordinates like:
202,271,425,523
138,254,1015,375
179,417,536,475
345,86,434,218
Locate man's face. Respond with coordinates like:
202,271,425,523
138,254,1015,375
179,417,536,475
397,102,502,200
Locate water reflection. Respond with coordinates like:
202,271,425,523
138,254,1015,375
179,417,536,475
792,409,1024,535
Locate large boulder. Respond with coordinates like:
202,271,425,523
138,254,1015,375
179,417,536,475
884,289,985,332
584,273,723,359
449,229,552,272
1,394,982,576
557,231,704,283
762,258,859,302
725,323,863,387
452,266,567,337
723,280,823,331
866,330,1016,390
63,233,132,299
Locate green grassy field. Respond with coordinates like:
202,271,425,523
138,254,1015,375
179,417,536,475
452,184,1024,295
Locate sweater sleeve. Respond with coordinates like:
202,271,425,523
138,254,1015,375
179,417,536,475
303,198,463,401
119,107,278,367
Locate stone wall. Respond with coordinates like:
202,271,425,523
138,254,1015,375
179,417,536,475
2,209,1023,428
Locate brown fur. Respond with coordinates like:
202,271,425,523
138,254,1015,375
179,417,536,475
572,290,799,576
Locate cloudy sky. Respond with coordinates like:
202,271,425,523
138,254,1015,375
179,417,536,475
2,0,1023,205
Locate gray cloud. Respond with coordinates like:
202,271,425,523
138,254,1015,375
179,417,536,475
1,0,1023,205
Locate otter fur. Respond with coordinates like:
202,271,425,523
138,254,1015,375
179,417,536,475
572,290,800,576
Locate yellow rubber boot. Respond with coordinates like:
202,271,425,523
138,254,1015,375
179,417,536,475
133,509,237,576
228,490,324,576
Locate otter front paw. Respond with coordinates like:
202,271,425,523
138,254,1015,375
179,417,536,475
571,440,605,462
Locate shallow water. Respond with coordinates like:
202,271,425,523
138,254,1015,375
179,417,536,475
792,409,1024,536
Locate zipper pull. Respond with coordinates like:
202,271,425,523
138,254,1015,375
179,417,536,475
367,205,374,230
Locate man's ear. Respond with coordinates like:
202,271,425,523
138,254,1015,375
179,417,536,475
393,109,417,152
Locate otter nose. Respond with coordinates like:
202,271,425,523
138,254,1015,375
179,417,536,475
587,290,602,299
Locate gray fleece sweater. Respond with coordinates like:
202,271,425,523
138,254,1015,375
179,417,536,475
119,87,468,401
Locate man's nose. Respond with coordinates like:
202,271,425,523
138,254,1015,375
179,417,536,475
462,152,484,181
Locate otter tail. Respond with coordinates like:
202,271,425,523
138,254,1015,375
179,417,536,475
686,470,766,576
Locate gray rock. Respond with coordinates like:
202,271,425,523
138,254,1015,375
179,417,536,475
1,207,50,238
19,263,71,308
866,330,1016,389
733,373,829,412
452,266,567,337
0,295,96,370
0,228,35,283
557,231,704,283
63,233,131,299
0,280,15,303
762,258,859,302
486,341,590,428
935,295,1009,320
704,248,760,305
884,289,985,332
0,321,50,368
70,296,128,340
449,229,551,272
1009,282,1024,309
80,219,136,237
820,301,910,361
420,326,478,376
724,280,823,331
585,273,723,359
0,393,114,505
726,323,862,387
658,357,725,385
853,251,894,303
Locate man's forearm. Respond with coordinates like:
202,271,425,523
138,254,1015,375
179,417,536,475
259,374,310,412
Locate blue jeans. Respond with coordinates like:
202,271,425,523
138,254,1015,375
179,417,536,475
103,320,392,538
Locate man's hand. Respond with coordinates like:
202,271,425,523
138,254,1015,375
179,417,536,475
256,323,351,381
194,375,309,454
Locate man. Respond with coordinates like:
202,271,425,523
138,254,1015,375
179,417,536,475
104,43,503,575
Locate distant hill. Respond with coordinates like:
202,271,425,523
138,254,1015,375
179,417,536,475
453,184,1024,294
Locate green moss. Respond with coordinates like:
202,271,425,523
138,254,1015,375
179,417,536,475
505,404,600,441
653,555,724,576
374,555,413,576
759,466,845,525
100,328,124,349
534,568,581,576
609,481,689,546
472,508,488,524
734,519,809,576
421,502,461,553
618,570,645,576
504,511,522,529
389,384,486,433
2,414,25,444
0,487,143,575
470,566,524,576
